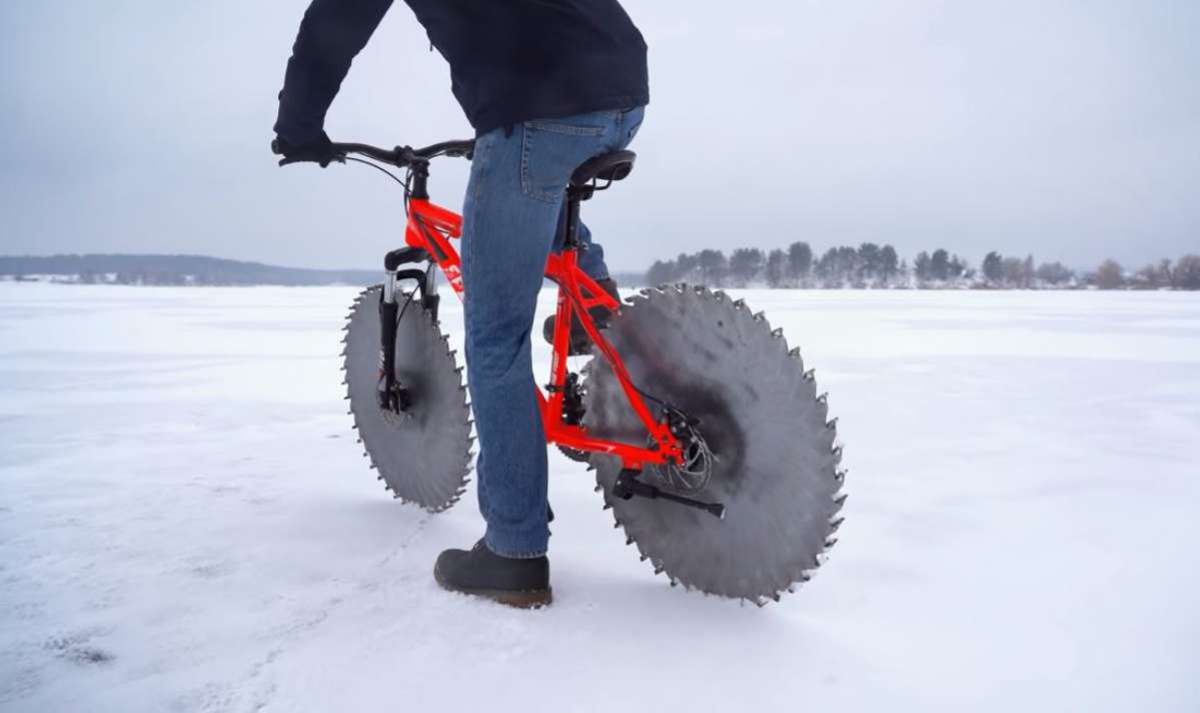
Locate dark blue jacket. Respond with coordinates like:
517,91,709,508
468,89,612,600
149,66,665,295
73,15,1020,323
274,0,649,143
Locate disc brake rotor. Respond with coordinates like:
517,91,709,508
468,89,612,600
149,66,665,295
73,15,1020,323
342,286,472,512
582,285,846,604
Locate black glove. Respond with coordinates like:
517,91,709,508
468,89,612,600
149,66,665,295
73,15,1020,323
271,131,341,167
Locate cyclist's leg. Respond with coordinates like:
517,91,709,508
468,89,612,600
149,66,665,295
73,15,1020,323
551,207,609,280
461,109,632,558
549,106,645,282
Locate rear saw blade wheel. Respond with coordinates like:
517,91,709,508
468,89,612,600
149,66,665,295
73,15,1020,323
342,286,472,512
582,285,846,604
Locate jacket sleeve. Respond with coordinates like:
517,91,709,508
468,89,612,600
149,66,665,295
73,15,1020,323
273,0,394,144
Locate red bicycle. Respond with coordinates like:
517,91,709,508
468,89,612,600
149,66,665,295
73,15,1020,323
327,139,845,604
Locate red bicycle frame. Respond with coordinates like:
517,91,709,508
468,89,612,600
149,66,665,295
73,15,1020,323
404,196,684,469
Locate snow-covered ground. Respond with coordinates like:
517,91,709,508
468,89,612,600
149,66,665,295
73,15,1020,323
1,283,1197,712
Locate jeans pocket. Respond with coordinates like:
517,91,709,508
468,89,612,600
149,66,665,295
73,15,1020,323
521,121,611,203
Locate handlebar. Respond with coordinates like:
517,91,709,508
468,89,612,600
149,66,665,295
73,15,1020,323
330,139,474,166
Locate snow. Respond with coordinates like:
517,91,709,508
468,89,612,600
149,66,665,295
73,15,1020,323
1,283,1198,712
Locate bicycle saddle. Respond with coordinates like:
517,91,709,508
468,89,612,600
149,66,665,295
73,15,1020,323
570,151,636,187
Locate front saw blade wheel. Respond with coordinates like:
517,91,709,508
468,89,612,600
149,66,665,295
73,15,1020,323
582,285,846,604
342,286,472,512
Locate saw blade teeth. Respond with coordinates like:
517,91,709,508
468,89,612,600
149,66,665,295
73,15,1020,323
831,445,843,462
581,280,845,603
816,392,828,405
835,469,846,485
625,537,634,546
824,536,839,549
833,492,849,509
828,515,845,532
803,368,815,381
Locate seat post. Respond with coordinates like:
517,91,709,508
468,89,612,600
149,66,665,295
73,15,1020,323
563,186,588,251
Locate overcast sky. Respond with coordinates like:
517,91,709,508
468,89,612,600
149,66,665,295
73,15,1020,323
1,1,1197,272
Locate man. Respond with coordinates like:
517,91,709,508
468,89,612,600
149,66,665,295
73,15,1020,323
273,1,648,607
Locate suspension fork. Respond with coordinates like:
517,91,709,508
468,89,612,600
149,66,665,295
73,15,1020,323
377,246,438,411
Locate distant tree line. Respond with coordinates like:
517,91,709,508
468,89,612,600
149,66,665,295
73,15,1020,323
646,243,1200,290
0,254,378,287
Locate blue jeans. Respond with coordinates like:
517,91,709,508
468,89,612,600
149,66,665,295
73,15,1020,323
461,106,645,558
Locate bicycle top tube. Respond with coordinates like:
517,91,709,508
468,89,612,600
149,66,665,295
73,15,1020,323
329,139,475,168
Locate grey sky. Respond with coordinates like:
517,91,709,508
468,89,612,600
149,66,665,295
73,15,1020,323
1,1,1197,272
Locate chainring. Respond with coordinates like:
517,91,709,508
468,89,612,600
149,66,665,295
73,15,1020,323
582,285,846,604
342,286,472,512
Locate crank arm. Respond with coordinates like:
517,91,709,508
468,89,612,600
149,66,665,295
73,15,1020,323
612,469,725,520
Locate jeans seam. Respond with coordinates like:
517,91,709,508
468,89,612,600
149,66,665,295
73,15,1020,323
524,119,607,137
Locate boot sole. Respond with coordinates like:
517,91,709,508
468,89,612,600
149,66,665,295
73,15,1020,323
435,570,553,609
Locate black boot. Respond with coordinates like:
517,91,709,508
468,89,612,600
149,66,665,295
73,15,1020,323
542,277,620,356
434,540,552,608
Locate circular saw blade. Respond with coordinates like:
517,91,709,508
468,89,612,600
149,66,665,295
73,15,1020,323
582,285,846,603
342,286,472,512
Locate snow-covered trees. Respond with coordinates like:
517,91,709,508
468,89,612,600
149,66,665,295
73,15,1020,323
637,246,1198,290
1175,255,1200,289
1094,260,1124,290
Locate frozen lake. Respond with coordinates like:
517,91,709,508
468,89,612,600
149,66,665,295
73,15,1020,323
1,283,1197,712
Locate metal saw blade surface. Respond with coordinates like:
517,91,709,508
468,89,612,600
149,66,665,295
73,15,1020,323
582,285,845,602
343,286,472,511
